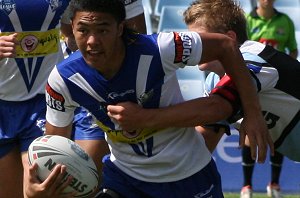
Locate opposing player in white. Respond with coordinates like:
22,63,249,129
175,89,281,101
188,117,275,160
26,0,272,197
183,0,300,163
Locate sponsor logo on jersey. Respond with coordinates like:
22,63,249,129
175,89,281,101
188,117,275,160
0,0,16,14
46,83,65,112
107,89,135,100
0,29,59,58
96,120,159,144
173,32,192,64
21,35,38,52
137,89,154,105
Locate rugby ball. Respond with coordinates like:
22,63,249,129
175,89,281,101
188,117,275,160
28,135,99,197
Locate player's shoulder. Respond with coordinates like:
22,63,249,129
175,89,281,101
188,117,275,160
55,50,89,79
240,40,266,55
125,32,159,52
57,50,84,68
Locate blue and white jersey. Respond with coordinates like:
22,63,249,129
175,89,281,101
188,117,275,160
0,0,70,101
207,40,300,161
46,32,212,182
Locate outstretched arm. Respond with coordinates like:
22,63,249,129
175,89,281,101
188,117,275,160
107,94,232,130
198,33,273,163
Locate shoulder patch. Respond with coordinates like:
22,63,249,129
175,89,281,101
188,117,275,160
173,32,192,64
45,83,65,112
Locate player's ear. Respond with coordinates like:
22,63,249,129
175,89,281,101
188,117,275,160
117,21,125,37
226,30,237,42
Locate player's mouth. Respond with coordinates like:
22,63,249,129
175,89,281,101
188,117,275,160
87,50,102,56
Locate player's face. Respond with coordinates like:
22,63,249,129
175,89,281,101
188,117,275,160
258,0,275,8
71,11,125,72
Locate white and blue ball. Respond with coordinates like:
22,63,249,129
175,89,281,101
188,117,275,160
28,135,99,197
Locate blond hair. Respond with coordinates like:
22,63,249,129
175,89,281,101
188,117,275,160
184,0,248,44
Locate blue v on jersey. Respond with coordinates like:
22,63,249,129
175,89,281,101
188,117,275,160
46,32,213,182
0,0,70,101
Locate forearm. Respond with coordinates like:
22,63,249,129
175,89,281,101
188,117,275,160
142,95,232,129
198,33,261,117
217,38,262,117
45,122,73,138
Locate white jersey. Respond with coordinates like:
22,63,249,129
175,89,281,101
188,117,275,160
207,41,300,161
46,32,211,182
0,0,70,101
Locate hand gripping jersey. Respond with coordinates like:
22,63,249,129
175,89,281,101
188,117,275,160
46,32,212,182
207,40,300,161
0,0,70,101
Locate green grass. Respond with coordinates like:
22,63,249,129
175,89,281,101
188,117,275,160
224,192,300,198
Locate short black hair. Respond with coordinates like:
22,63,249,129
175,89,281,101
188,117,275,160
69,0,126,23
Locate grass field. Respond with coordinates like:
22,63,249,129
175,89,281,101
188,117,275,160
224,193,300,198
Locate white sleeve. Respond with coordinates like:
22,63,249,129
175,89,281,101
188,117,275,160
124,0,144,19
157,31,203,74
45,66,79,127
252,67,279,92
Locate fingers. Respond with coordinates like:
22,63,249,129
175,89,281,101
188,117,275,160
245,133,258,161
0,33,18,58
43,164,67,191
28,163,40,183
238,129,246,149
238,125,269,163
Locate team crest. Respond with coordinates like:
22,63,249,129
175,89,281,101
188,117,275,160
46,0,62,12
0,0,16,15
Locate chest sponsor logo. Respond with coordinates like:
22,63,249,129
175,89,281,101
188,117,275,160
137,89,154,105
0,29,59,58
0,0,16,14
21,35,38,52
45,83,65,112
96,120,159,144
107,89,135,100
173,32,192,64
